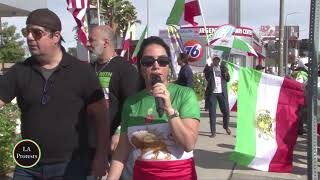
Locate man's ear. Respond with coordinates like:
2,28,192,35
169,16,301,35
52,31,61,44
103,39,109,48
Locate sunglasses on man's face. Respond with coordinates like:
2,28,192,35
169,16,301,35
140,56,170,67
22,28,48,40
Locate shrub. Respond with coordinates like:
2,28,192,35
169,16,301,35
0,103,20,176
193,72,205,100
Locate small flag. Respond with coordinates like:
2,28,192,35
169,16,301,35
132,25,148,64
211,36,258,57
121,23,133,57
167,26,184,53
207,24,236,45
166,0,201,26
230,67,304,172
67,0,89,46
167,25,184,78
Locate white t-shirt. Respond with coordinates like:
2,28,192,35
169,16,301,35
213,66,222,93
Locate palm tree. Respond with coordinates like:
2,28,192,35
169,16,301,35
99,0,141,38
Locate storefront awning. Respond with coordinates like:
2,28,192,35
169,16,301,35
0,0,47,17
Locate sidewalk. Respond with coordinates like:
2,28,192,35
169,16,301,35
195,110,314,180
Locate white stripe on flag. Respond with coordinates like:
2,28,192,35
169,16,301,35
75,0,82,8
248,73,283,171
76,9,86,20
228,65,239,110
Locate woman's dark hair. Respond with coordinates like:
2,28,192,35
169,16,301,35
136,36,171,72
179,52,189,64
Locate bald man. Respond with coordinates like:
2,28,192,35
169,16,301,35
87,25,142,155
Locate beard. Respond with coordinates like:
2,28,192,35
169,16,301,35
89,46,104,59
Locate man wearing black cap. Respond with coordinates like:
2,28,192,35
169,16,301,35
0,9,109,179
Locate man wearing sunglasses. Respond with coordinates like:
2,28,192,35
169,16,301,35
0,9,109,179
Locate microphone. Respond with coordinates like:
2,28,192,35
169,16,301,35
151,74,164,117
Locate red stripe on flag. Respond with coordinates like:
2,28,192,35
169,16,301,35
122,39,131,51
133,158,197,180
71,0,77,8
81,0,85,8
269,78,304,172
231,101,237,112
184,0,201,26
67,0,88,46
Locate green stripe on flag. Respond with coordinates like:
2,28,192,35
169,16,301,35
233,38,251,52
132,25,148,57
230,67,262,166
166,0,184,25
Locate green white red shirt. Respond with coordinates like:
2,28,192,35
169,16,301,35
121,83,200,161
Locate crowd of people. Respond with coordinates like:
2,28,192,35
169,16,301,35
0,8,202,180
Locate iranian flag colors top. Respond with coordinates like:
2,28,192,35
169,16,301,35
230,67,304,172
121,84,200,162
166,0,201,26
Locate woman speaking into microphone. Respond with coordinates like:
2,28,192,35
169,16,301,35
107,36,200,180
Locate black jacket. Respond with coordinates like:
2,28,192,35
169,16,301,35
203,63,230,97
176,64,193,88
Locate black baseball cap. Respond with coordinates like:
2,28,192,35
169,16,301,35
26,8,65,42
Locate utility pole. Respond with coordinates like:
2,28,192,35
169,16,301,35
146,0,149,37
278,0,285,76
229,0,240,26
0,17,3,70
307,0,319,179
283,25,288,75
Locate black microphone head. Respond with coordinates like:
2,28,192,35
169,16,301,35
151,74,162,85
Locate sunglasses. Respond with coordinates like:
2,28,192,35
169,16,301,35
22,28,48,40
140,56,170,67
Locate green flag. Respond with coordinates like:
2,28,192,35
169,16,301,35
132,25,148,63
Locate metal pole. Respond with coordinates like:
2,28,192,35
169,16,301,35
278,0,285,76
0,17,3,70
284,26,288,75
97,0,101,25
146,0,149,37
284,12,302,75
307,0,319,179
198,0,212,59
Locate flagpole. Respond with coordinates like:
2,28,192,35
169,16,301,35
167,26,178,79
97,0,101,25
147,0,149,37
197,0,211,58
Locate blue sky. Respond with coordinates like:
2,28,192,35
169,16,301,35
3,0,311,49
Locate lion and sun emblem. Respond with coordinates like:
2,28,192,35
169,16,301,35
230,80,238,95
256,110,275,140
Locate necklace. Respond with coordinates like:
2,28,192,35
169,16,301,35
94,56,116,75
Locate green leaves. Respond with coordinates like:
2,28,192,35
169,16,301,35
192,72,205,100
0,22,25,69
0,103,21,175
100,0,140,37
